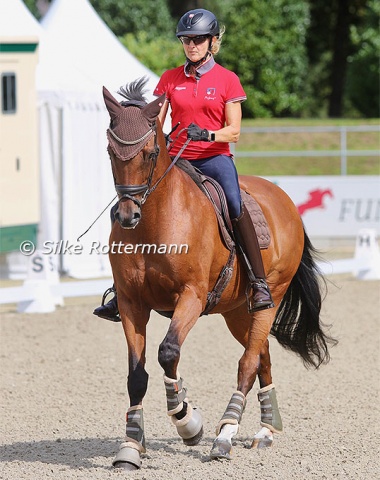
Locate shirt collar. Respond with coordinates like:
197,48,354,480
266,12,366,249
184,55,216,79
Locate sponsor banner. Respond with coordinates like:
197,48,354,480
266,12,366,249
265,176,380,237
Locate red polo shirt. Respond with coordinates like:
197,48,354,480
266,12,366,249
154,57,246,160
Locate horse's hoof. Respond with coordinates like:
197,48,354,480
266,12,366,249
251,427,274,449
113,461,139,471
183,426,203,446
251,435,273,449
210,438,232,460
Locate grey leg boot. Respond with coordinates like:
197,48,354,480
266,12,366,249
232,204,274,313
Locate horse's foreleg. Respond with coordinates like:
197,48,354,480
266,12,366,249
113,305,150,471
252,339,283,449
158,289,204,445
163,374,203,445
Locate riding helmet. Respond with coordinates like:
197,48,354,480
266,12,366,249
176,9,220,38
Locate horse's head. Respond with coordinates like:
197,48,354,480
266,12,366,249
103,77,165,229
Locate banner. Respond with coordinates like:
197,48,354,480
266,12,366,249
265,176,380,237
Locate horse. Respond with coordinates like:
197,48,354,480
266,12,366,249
101,78,336,471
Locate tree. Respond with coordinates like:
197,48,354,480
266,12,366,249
167,0,202,19
345,0,380,117
217,0,310,117
23,0,50,18
89,0,174,39
306,0,370,117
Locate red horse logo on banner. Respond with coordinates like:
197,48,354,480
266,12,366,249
297,188,333,215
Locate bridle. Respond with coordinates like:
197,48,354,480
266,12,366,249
113,123,159,208
111,122,190,208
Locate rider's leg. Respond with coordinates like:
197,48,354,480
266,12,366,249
232,204,274,312
192,155,274,313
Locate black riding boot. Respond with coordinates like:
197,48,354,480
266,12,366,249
232,204,274,313
93,285,121,322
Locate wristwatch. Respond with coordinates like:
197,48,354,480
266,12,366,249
209,131,216,142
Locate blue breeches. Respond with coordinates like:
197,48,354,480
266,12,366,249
191,155,242,219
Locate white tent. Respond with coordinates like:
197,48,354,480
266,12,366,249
0,0,41,37
36,0,160,278
40,0,159,96
1,0,163,279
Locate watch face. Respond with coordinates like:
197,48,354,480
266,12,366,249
211,132,215,141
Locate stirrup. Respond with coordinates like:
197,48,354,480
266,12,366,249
101,286,116,306
245,281,275,314
93,286,121,322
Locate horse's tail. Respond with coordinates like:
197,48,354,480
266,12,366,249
270,228,337,368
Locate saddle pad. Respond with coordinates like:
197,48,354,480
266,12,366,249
202,180,271,250
241,190,271,249
174,159,270,249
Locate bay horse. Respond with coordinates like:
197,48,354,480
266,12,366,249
101,78,336,471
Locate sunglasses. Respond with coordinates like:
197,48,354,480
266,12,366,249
179,35,210,46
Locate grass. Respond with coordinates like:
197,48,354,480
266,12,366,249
235,118,380,176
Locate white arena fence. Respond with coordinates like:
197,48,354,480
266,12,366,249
0,229,379,314
232,125,380,175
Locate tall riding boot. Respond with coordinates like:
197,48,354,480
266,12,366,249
232,204,274,313
93,285,121,322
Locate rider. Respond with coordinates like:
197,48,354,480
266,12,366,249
93,8,274,322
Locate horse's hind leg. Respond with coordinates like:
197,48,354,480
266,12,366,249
251,339,283,449
211,306,277,460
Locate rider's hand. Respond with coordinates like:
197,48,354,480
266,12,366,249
187,123,210,142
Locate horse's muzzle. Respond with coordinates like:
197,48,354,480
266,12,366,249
115,202,141,229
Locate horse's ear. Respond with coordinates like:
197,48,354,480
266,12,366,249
141,93,166,124
103,86,123,120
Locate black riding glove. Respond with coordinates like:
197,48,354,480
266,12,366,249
187,123,210,142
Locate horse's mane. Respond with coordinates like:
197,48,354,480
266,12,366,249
117,77,149,107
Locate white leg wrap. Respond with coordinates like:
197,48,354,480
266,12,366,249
251,427,274,449
216,423,239,442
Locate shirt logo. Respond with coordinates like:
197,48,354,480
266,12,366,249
206,87,216,95
175,86,186,91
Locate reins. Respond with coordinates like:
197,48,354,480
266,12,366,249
143,129,190,199
77,194,117,242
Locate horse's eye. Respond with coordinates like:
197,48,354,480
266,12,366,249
147,151,156,161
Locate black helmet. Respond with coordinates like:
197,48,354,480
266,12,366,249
176,9,220,38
